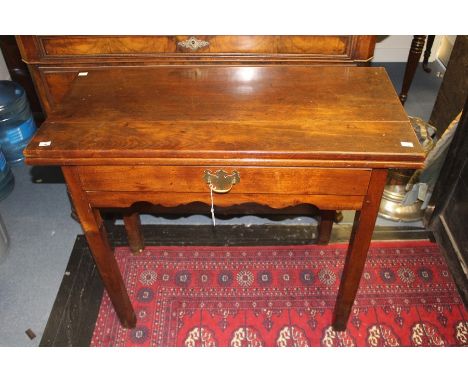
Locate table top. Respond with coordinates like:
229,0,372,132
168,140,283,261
25,66,424,168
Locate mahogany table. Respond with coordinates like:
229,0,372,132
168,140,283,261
24,66,424,331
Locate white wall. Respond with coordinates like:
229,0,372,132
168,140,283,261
0,49,11,80
374,35,443,62
437,35,456,67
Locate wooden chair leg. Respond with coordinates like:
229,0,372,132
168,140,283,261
317,210,335,245
123,211,145,255
62,167,136,328
332,169,388,331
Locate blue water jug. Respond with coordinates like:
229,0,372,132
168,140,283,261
0,147,14,201
0,81,37,164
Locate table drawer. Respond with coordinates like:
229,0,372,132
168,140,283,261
77,166,371,196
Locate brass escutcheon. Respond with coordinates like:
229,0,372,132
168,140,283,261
177,36,210,51
203,170,240,194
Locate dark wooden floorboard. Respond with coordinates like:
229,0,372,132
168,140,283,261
39,224,432,347
40,236,104,346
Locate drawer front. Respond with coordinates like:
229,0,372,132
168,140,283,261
78,166,371,196
35,36,352,57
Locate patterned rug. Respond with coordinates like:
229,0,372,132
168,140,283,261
91,241,468,346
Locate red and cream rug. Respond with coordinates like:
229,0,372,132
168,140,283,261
91,241,468,346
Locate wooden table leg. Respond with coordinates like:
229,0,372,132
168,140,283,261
399,35,427,104
317,210,335,245
62,166,136,328
123,211,145,255
422,35,436,73
332,169,388,331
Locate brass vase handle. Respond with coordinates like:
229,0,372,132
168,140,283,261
177,36,210,51
203,170,240,194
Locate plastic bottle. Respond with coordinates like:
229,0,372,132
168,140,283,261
0,80,37,164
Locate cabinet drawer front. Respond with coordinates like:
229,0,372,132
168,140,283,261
78,166,371,196
36,36,352,57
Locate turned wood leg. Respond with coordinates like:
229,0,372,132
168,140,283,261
123,211,145,255
332,169,388,331
62,166,136,328
317,210,335,245
399,35,427,104
422,35,436,73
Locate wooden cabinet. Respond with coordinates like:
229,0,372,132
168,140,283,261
430,99,468,306
16,35,375,115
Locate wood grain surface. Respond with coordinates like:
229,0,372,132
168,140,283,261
24,66,424,167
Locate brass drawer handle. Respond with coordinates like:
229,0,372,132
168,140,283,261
177,36,209,51
203,170,240,194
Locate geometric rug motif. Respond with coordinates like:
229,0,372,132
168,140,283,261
91,241,468,346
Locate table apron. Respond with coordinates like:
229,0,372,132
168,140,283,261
85,191,365,211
